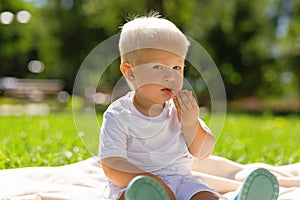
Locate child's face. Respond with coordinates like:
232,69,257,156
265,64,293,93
128,49,185,104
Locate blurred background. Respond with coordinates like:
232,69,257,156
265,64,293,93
0,0,299,115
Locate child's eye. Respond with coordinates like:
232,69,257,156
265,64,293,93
173,66,182,70
153,65,163,69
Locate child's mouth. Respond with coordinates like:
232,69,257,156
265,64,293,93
161,88,176,94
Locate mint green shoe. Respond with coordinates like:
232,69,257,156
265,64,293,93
125,176,169,200
234,168,279,200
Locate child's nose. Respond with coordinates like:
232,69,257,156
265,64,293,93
163,69,179,82
163,73,175,82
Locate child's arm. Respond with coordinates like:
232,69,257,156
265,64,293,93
100,157,176,199
173,90,215,158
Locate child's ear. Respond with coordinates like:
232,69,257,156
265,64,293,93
120,62,135,81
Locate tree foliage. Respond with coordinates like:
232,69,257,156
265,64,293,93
0,0,299,103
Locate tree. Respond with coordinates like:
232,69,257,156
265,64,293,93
1,0,298,107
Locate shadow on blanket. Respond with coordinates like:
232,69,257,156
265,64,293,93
0,155,299,200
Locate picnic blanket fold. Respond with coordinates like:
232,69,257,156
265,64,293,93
0,156,299,200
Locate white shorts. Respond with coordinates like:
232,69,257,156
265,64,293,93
102,174,220,200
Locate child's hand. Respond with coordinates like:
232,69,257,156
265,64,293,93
173,90,199,126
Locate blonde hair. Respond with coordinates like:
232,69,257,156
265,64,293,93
119,13,190,64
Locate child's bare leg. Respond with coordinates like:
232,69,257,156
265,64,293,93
190,191,221,200
192,171,241,194
191,156,244,179
277,177,300,188
118,192,125,200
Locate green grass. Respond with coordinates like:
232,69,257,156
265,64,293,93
0,112,299,169
0,113,93,169
212,113,300,165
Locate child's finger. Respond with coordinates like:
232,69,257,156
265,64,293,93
177,91,194,110
173,96,182,120
173,96,180,110
185,91,198,109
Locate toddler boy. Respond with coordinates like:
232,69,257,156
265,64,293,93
99,13,279,200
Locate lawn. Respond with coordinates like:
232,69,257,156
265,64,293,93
212,113,300,165
0,112,299,169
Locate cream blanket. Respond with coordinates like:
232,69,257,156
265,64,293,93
0,156,299,200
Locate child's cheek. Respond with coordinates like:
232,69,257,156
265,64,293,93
134,71,163,87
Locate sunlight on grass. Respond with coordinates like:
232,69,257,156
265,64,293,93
0,112,299,169
213,114,300,165
0,113,92,169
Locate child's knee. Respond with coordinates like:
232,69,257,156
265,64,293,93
190,191,220,200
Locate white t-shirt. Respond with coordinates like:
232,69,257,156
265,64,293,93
99,91,211,176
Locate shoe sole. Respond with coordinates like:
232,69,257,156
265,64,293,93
235,168,279,200
125,176,169,200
